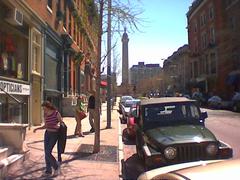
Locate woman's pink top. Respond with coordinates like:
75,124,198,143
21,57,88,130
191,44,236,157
45,110,60,131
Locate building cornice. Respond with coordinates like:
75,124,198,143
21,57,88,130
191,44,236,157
187,0,208,21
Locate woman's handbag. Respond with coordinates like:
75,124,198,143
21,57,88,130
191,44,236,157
79,111,87,120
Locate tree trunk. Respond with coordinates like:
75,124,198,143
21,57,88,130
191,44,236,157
93,0,104,153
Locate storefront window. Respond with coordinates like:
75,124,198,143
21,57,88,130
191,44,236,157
45,54,58,89
0,20,29,81
0,95,28,124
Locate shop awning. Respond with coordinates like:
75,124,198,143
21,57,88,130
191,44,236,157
226,71,240,85
100,81,107,87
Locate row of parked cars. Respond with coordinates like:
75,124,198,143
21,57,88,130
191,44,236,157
118,95,236,179
192,92,240,111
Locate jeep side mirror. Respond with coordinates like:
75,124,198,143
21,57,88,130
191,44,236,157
199,111,208,125
200,111,208,119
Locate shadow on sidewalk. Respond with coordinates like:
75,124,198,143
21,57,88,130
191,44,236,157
63,144,118,163
6,162,50,180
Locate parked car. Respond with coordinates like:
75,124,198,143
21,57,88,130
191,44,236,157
133,97,232,169
120,99,140,124
126,116,136,138
126,104,140,139
138,159,240,180
232,92,240,112
208,96,222,109
118,95,134,114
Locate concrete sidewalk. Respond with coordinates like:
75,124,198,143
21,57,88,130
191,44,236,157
6,103,122,180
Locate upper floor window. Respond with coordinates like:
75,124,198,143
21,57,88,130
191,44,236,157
205,55,209,74
194,38,198,53
194,21,198,33
47,0,53,13
201,32,207,49
229,16,236,30
209,6,214,20
32,29,42,74
209,27,215,43
210,53,217,74
225,0,238,8
194,61,199,78
200,13,207,27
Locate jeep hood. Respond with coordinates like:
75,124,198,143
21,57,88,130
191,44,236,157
145,125,217,146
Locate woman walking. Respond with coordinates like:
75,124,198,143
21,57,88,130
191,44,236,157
74,95,86,137
33,101,62,177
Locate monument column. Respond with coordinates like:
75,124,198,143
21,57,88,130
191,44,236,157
122,28,129,86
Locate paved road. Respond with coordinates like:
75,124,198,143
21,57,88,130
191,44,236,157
204,108,240,159
121,108,240,179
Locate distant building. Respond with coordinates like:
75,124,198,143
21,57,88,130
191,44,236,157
163,45,190,95
130,62,162,86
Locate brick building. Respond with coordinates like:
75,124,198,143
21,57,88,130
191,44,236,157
130,62,162,86
0,0,99,125
26,0,99,117
187,0,240,99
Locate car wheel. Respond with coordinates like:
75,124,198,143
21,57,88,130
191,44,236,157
233,104,238,112
233,103,240,112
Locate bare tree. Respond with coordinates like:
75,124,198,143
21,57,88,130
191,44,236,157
93,0,143,153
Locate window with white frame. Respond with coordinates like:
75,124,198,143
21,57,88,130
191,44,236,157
32,29,42,74
201,32,207,49
209,6,214,20
200,13,207,26
210,27,215,43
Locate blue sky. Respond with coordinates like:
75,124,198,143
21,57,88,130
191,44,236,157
122,0,194,68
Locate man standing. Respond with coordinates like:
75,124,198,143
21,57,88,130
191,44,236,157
87,91,96,133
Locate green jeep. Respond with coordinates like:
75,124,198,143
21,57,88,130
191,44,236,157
133,97,233,168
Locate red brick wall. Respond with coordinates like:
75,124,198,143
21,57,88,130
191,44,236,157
187,0,239,98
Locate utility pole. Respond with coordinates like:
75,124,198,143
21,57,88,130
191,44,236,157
106,0,112,128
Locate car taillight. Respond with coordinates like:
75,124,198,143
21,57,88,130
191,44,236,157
129,117,135,125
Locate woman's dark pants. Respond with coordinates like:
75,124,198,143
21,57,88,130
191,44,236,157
44,130,59,173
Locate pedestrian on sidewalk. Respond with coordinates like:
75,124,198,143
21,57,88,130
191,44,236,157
87,91,96,133
75,95,86,137
33,101,62,177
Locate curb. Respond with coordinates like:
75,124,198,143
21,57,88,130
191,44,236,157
118,118,125,180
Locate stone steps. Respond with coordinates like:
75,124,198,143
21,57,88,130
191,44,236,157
0,145,28,179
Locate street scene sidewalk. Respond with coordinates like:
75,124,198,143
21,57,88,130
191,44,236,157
6,103,121,180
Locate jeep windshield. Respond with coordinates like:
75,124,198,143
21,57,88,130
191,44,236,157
143,103,201,126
